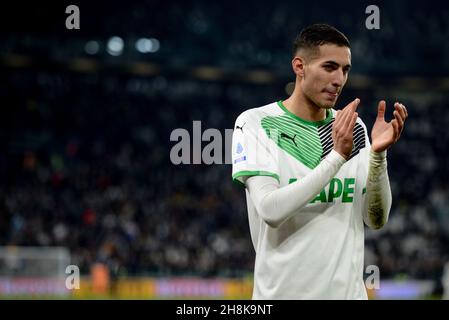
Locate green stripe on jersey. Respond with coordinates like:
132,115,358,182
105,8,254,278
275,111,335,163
232,170,280,187
261,102,331,169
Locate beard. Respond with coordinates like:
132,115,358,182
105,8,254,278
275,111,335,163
304,89,336,109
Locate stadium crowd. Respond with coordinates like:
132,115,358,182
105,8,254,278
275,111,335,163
1,69,448,285
0,1,449,292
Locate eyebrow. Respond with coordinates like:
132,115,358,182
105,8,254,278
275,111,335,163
323,60,352,69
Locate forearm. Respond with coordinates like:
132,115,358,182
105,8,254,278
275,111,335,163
246,150,346,228
363,149,392,229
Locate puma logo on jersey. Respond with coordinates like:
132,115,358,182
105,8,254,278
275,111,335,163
280,132,298,147
235,122,246,133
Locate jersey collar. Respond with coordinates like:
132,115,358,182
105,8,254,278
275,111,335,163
277,100,333,127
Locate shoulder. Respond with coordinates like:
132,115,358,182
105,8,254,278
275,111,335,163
234,101,281,127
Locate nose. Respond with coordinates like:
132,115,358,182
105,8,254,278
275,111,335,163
331,69,345,87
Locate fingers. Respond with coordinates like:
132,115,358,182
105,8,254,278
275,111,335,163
332,98,359,159
334,110,342,126
377,100,386,120
378,101,407,132
343,98,360,129
390,102,405,142
393,111,403,141
391,119,400,142
400,102,408,118
333,106,345,129
347,98,360,113
394,102,408,121
333,98,360,134
394,102,407,137
393,109,404,132
337,98,359,128
347,112,358,133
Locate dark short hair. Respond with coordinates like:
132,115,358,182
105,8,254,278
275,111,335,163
293,24,350,58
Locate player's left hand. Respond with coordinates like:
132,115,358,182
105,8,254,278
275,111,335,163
371,100,408,153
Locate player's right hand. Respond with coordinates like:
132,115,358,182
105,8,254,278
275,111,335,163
332,98,360,160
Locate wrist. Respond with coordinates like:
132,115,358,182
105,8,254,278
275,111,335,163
328,149,347,166
369,148,387,169
370,148,387,161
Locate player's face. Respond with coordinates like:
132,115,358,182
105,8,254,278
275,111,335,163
301,44,351,109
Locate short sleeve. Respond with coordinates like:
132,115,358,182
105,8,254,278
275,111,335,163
231,111,280,187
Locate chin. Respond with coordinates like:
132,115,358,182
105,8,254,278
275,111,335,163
308,94,336,109
319,102,335,109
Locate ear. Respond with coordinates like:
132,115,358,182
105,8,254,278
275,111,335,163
292,56,305,78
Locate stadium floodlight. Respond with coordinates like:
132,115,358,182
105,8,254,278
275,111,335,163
135,38,152,53
84,40,100,55
107,36,124,56
148,38,160,53
135,38,160,53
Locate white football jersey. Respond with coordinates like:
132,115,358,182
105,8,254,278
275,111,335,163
232,100,370,299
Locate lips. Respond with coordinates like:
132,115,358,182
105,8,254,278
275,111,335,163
324,90,338,96
324,90,338,99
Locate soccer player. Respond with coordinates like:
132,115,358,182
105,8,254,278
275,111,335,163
231,24,408,299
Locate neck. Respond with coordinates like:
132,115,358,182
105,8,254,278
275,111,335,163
282,88,327,122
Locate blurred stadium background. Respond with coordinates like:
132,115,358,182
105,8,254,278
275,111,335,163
1,0,449,299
